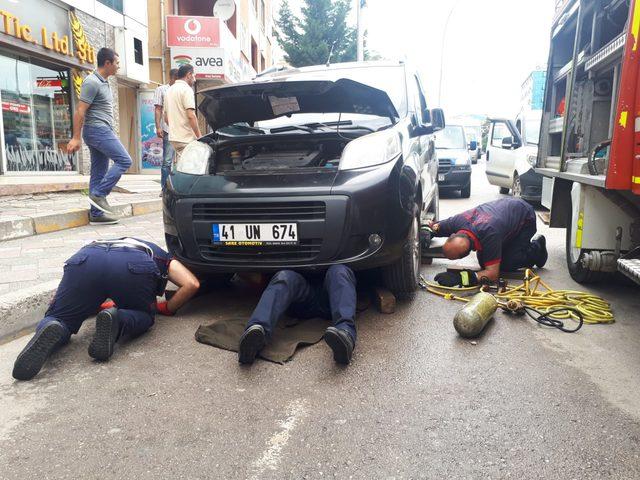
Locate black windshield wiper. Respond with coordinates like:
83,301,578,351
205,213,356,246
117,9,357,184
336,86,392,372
269,124,316,134
304,121,376,133
220,124,266,135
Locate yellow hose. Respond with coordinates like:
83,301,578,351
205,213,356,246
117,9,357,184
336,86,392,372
421,269,614,325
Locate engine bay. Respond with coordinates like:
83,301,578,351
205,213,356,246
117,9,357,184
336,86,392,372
211,138,351,174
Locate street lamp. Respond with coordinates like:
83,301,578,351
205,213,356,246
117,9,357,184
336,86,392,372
437,0,463,106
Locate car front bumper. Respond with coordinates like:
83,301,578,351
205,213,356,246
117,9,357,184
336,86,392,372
437,165,472,190
163,158,416,274
520,168,543,202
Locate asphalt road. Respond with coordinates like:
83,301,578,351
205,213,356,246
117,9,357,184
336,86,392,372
1,161,640,479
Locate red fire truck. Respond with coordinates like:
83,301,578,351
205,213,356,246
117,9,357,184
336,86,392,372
538,0,640,284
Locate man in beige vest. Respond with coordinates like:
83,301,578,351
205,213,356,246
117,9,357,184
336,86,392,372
165,64,202,160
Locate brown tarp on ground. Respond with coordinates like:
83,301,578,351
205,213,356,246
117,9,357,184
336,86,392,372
195,316,331,364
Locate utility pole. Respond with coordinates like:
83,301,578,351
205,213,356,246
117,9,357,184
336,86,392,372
438,0,462,105
357,0,364,61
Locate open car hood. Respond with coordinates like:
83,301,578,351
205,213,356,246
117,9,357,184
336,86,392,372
198,78,399,131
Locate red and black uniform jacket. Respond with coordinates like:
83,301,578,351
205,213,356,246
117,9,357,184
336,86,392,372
435,197,536,268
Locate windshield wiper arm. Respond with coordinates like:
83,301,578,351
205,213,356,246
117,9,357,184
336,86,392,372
304,120,376,133
221,124,265,135
269,124,316,133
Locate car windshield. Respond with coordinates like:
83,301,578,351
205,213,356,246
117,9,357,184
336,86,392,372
525,118,541,145
435,125,466,149
220,66,407,134
464,126,481,143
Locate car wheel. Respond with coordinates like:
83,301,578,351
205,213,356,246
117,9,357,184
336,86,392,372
565,198,611,284
382,212,421,300
512,174,522,198
460,182,471,198
499,186,510,195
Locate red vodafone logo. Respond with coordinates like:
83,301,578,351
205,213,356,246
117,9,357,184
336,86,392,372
166,15,220,47
184,19,201,35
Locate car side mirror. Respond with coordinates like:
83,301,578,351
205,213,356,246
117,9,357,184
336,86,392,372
501,137,513,149
430,108,445,132
410,108,446,137
468,140,478,151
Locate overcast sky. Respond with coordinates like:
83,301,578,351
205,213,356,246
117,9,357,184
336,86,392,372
278,0,557,119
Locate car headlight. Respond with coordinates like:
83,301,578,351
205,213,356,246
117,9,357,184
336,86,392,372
527,154,538,167
454,154,470,166
176,140,212,175
339,130,401,171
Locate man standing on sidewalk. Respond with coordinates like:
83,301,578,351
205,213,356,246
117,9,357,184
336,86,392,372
165,64,201,161
67,48,130,225
154,68,178,194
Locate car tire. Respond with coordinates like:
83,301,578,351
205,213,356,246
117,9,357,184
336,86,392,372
565,201,612,284
460,183,471,198
512,173,522,198
499,186,510,195
382,211,421,300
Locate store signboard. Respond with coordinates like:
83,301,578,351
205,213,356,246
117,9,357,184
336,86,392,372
166,16,220,48
170,47,226,79
139,90,162,170
2,102,31,115
0,0,95,65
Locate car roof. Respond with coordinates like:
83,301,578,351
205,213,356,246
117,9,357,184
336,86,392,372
200,61,406,94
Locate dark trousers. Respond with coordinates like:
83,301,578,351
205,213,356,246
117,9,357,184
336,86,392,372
37,245,159,344
500,220,538,272
247,265,357,342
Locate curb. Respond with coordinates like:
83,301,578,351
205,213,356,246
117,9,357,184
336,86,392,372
0,280,59,342
0,199,162,242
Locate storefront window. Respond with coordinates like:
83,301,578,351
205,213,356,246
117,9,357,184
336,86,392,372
0,53,75,172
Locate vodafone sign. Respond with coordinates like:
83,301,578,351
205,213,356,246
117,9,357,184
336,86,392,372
166,16,220,48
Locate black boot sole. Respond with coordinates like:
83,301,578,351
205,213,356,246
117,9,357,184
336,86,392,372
238,327,266,365
88,310,119,361
536,236,548,268
323,329,353,365
12,323,65,381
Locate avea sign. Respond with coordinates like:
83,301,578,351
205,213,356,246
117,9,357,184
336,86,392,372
171,47,225,79
195,56,223,67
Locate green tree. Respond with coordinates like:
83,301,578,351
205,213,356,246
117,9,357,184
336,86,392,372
276,0,357,67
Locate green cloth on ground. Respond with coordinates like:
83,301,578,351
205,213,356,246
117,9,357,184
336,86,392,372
195,316,331,364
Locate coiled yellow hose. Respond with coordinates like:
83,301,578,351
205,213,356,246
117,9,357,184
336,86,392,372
420,269,614,325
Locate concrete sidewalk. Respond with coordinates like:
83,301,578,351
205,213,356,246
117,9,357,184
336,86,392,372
0,212,165,339
0,177,162,242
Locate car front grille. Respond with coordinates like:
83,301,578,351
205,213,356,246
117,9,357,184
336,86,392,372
198,239,323,264
192,202,326,222
438,159,453,174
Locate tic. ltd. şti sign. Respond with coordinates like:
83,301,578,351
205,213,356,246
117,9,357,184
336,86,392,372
0,1,95,65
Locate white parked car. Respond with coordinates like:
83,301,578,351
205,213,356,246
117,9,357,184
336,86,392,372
485,112,543,202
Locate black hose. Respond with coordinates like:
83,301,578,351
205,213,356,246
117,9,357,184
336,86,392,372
524,306,584,333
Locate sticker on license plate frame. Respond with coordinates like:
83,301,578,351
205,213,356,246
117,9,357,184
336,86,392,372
212,223,298,246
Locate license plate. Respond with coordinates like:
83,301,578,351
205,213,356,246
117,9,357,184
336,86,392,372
212,223,298,246
438,174,445,181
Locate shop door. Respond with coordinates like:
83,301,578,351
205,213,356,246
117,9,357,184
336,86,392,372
117,85,140,173
0,53,76,173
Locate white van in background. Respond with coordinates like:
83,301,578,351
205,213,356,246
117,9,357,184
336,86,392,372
485,110,543,202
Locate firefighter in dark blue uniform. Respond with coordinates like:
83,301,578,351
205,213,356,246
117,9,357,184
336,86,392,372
429,198,548,286
238,265,357,365
12,238,200,381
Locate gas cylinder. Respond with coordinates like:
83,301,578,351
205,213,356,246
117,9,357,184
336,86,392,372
453,292,498,338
